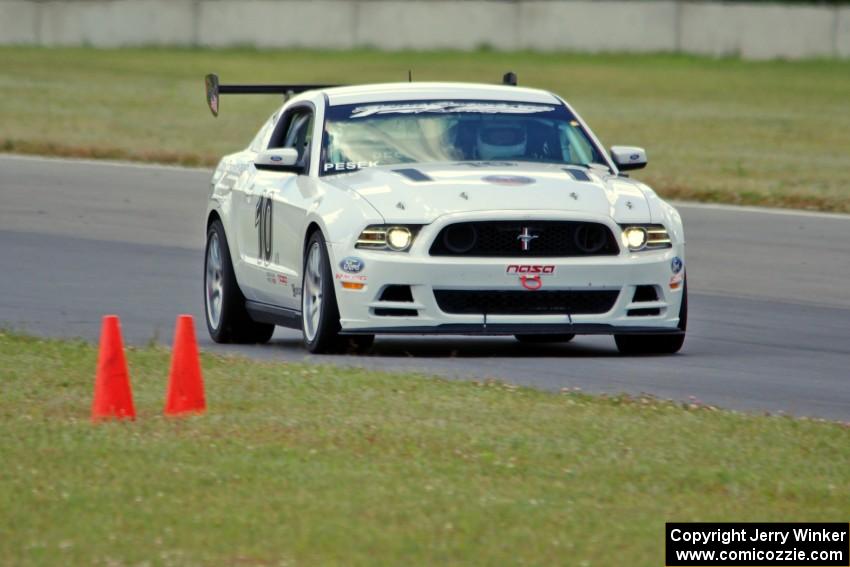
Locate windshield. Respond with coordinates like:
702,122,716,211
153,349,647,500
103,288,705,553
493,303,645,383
321,99,608,176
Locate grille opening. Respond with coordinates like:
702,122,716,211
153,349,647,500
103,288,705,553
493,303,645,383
632,285,659,302
379,285,414,302
442,224,478,253
430,221,619,257
627,308,661,317
573,224,608,254
374,308,418,317
434,289,620,315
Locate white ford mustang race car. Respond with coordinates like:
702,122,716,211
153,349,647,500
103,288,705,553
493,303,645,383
203,73,686,354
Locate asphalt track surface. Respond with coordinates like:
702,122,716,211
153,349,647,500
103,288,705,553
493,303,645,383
2,155,849,419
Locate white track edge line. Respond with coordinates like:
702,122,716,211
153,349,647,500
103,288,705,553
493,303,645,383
0,152,213,173
671,200,850,221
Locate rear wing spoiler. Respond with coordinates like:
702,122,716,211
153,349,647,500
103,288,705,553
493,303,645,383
204,71,520,116
204,73,337,117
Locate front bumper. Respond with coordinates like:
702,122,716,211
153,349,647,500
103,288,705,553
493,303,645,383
328,213,685,336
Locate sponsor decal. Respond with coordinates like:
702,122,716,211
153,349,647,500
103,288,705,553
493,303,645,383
516,227,539,251
270,155,283,162
506,264,555,275
340,256,365,273
266,272,289,285
292,285,302,298
335,273,367,282
507,265,554,291
630,153,640,161
323,161,378,173
349,101,555,119
482,175,535,187
671,256,683,274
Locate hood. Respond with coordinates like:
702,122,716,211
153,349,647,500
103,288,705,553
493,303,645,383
323,161,651,224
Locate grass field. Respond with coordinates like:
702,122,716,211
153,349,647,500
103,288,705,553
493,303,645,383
1,332,848,566
1,47,850,212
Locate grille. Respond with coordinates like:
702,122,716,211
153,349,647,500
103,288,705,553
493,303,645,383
434,289,620,315
430,221,619,257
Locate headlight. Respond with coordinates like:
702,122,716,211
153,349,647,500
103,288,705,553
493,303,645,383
623,227,647,250
386,227,412,251
620,224,671,251
356,225,421,252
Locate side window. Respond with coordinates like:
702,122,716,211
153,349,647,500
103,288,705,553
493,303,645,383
249,113,277,153
282,110,314,164
561,125,595,165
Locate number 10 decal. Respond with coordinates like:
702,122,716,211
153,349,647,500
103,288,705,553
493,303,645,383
255,196,273,262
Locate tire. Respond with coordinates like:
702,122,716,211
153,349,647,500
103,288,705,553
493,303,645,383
614,277,687,355
301,230,374,354
204,219,275,344
514,334,575,344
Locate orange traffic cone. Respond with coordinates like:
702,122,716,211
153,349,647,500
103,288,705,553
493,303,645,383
91,315,136,421
164,315,206,416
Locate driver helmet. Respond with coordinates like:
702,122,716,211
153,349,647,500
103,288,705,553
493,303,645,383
476,120,527,160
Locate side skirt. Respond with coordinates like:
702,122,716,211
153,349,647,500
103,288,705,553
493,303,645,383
245,300,302,330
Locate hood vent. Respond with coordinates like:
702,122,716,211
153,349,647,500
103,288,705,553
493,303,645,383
564,168,592,182
393,168,433,182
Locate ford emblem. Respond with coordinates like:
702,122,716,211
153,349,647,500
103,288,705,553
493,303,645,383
340,256,364,273
671,256,683,274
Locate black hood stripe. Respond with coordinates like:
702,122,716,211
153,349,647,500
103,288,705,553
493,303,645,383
564,168,592,182
393,168,433,182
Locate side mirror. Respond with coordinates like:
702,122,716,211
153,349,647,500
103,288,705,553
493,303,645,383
255,148,302,172
610,146,647,171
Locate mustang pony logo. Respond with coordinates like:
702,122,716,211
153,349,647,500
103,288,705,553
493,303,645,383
516,227,539,251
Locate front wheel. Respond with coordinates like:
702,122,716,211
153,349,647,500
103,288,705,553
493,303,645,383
614,278,687,355
301,231,374,354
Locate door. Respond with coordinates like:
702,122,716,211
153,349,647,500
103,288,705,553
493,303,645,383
227,111,279,300
230,167,273,301
251,105,316,308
